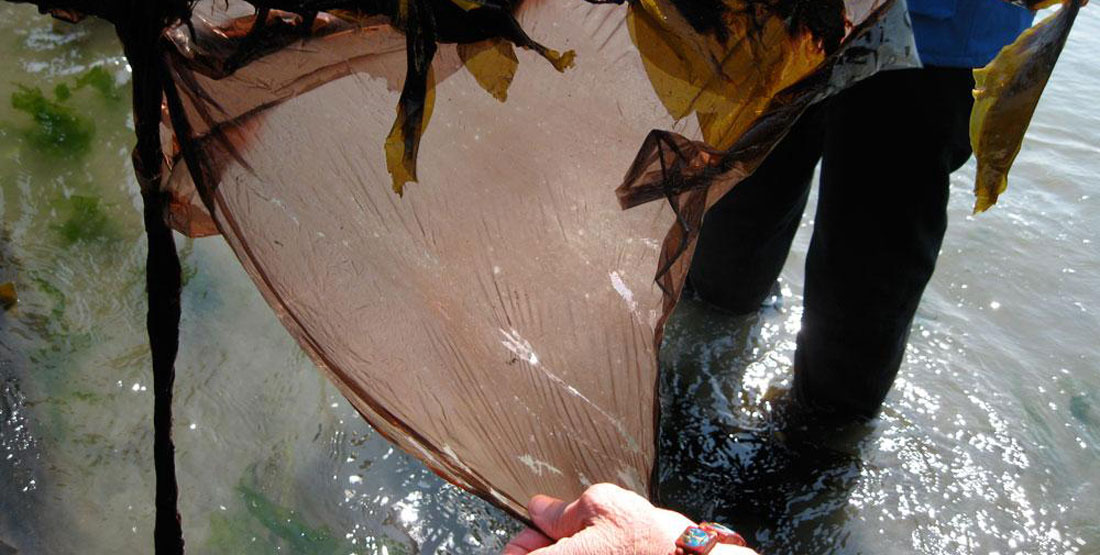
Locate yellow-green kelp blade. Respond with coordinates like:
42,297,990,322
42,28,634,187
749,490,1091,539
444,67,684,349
626,0,831,151
970,0,1082,213
458,38,519,102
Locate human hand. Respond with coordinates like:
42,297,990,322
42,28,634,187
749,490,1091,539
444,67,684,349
501,483,757,555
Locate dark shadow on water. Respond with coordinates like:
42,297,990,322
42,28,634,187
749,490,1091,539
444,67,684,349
0,229,46,554
656,295,878,553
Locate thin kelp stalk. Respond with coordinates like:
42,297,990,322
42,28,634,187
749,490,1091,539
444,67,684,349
138,182,185,555
117,5,187,554
8,2,189,550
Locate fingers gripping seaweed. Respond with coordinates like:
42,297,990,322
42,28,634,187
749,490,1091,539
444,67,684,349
970,0,1083,213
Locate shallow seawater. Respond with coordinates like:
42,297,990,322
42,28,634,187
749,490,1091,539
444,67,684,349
0,4,1097,555
657,9,1100,554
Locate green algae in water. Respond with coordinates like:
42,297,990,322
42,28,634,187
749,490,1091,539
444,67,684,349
207,483,412,554
52,195,116,245
75,66,121,101
207,508,278,555
53,83,72,102
28,273,68,331
239,484,343,553
178,240,199,288
10,85,94,157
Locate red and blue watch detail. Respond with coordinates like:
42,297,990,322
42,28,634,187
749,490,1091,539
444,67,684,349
674,523,747,554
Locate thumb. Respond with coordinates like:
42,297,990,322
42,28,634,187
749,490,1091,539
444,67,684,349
528,495,588,540
528,526,613,555
501,528,554,555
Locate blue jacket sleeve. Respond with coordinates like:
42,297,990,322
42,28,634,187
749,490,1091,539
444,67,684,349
909,0,1035,67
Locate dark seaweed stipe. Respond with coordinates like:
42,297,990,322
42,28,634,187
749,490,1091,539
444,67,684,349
5,2,196,553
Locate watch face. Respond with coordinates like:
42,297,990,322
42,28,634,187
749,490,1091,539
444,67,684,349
702,523,735,536
676,526,718,552
700,522,747,547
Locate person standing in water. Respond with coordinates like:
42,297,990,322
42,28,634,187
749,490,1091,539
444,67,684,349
687,0,1035,422
504,1,1037,553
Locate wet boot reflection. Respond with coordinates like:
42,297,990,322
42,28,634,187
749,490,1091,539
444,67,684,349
655,294,876,552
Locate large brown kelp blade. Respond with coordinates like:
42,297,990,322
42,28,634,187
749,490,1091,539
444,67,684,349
970,0,1083,213
163,1,677,519
158,0,908,521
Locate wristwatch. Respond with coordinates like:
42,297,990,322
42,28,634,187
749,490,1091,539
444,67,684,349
674,522,747,554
